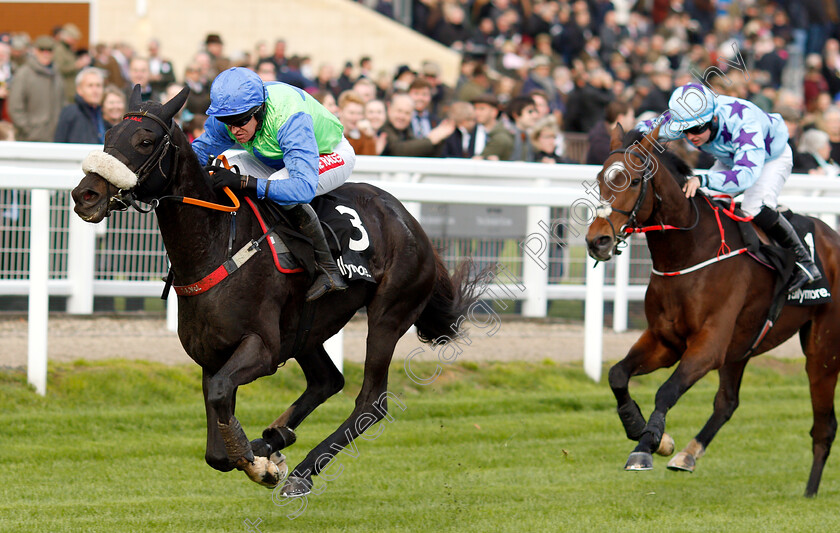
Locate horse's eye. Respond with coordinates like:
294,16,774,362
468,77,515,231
631,178,642,186
140,139,153,147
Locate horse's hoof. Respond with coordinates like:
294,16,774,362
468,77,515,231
245,456,284,488
625,452,654,471
280,476,313,497
250,438,272,457
667,451,696,472
655,433,675,457
269,451,287,472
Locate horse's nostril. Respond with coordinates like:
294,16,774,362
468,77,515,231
597,236,612,249
83,191,95,202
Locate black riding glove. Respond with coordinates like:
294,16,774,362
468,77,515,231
204,163,257,192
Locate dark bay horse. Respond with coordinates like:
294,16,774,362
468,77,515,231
585,125,840,496
71,86,483,497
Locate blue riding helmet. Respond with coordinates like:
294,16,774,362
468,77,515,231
206,67,267,118
667,83,717,132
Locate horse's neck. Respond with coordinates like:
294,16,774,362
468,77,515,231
155,144,232,282
643,173,720,271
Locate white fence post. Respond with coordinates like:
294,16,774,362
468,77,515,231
28,189,49,395
324,330,344,375
166,288,178,333
613,247,630,333
521,204,550,317
66,201,96,314
584,254,604,382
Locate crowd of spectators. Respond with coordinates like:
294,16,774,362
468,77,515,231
4,1,840,175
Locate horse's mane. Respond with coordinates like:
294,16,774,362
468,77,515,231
621,129,694,186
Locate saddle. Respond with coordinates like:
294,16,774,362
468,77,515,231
709,197,831,311
708,198,831,359
249,190,376,285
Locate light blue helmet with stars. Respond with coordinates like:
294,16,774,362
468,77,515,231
667,83,717,132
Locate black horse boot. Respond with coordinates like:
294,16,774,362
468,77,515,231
285,203,348,301
754,207,822,293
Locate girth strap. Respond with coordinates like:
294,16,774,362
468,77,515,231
173,239,264,296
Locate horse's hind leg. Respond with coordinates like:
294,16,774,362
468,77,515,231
203,334,285,487
668,358,749,472
280,291,425,497
250,345,345,457
609,330,678,448
803,323,840,497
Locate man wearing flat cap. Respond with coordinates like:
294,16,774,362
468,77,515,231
7,35,65,141
205,33,230,77
54,23,89,104
471,93,513,161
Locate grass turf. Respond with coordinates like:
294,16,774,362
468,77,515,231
0,357,837,532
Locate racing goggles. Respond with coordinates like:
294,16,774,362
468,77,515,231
683,121,711,135
217,105,262,128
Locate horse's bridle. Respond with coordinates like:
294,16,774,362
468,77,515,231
596,147,701,257
107,110,180,213
595,147,661,255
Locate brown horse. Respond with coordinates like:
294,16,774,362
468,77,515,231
71,86,483,497
585,125,840,497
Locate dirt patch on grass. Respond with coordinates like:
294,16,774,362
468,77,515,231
0,313,806,369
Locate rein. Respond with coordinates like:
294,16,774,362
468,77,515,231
648,195,752,277
107,112,240,215
598,149,746,277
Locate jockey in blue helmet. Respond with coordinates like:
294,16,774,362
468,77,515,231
637,83,821,292
192,67,354,301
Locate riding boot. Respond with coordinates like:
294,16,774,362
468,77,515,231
754,207,822,293
284,203,348,301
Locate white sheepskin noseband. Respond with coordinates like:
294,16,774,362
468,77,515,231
81,150,138,190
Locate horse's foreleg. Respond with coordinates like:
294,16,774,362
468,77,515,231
609,330,678,442
626,345,723,471
250,345,345,458
204,334,284,487
804,349,839,497
667,358,749,472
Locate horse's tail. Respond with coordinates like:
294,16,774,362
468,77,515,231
414,252,488,344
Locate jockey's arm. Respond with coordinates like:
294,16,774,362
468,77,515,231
257,112,319,205
191,117,235,166
634,110,685,142
701,143,768,194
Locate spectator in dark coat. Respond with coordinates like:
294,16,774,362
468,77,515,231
278,56,314,90
381,93,454,156
563,68,613,133
54,66,105,143
147,39,176,96
434,3,471,49
586,99,634,165
529,116,574,164
506,95,539,161
441,101,477,158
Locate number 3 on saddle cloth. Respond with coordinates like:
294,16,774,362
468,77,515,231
251,190,377,285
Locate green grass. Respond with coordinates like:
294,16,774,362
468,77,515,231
0,357,837,532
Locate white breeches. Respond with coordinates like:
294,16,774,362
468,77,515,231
226,136,356,198
710,144,792,216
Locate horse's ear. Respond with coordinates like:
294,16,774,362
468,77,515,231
161,85,191,124
128,84,142,111
640,123,661,153
609,123,624,150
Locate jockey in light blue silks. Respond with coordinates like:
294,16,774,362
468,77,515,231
192,67,354,301
637,83,821,292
